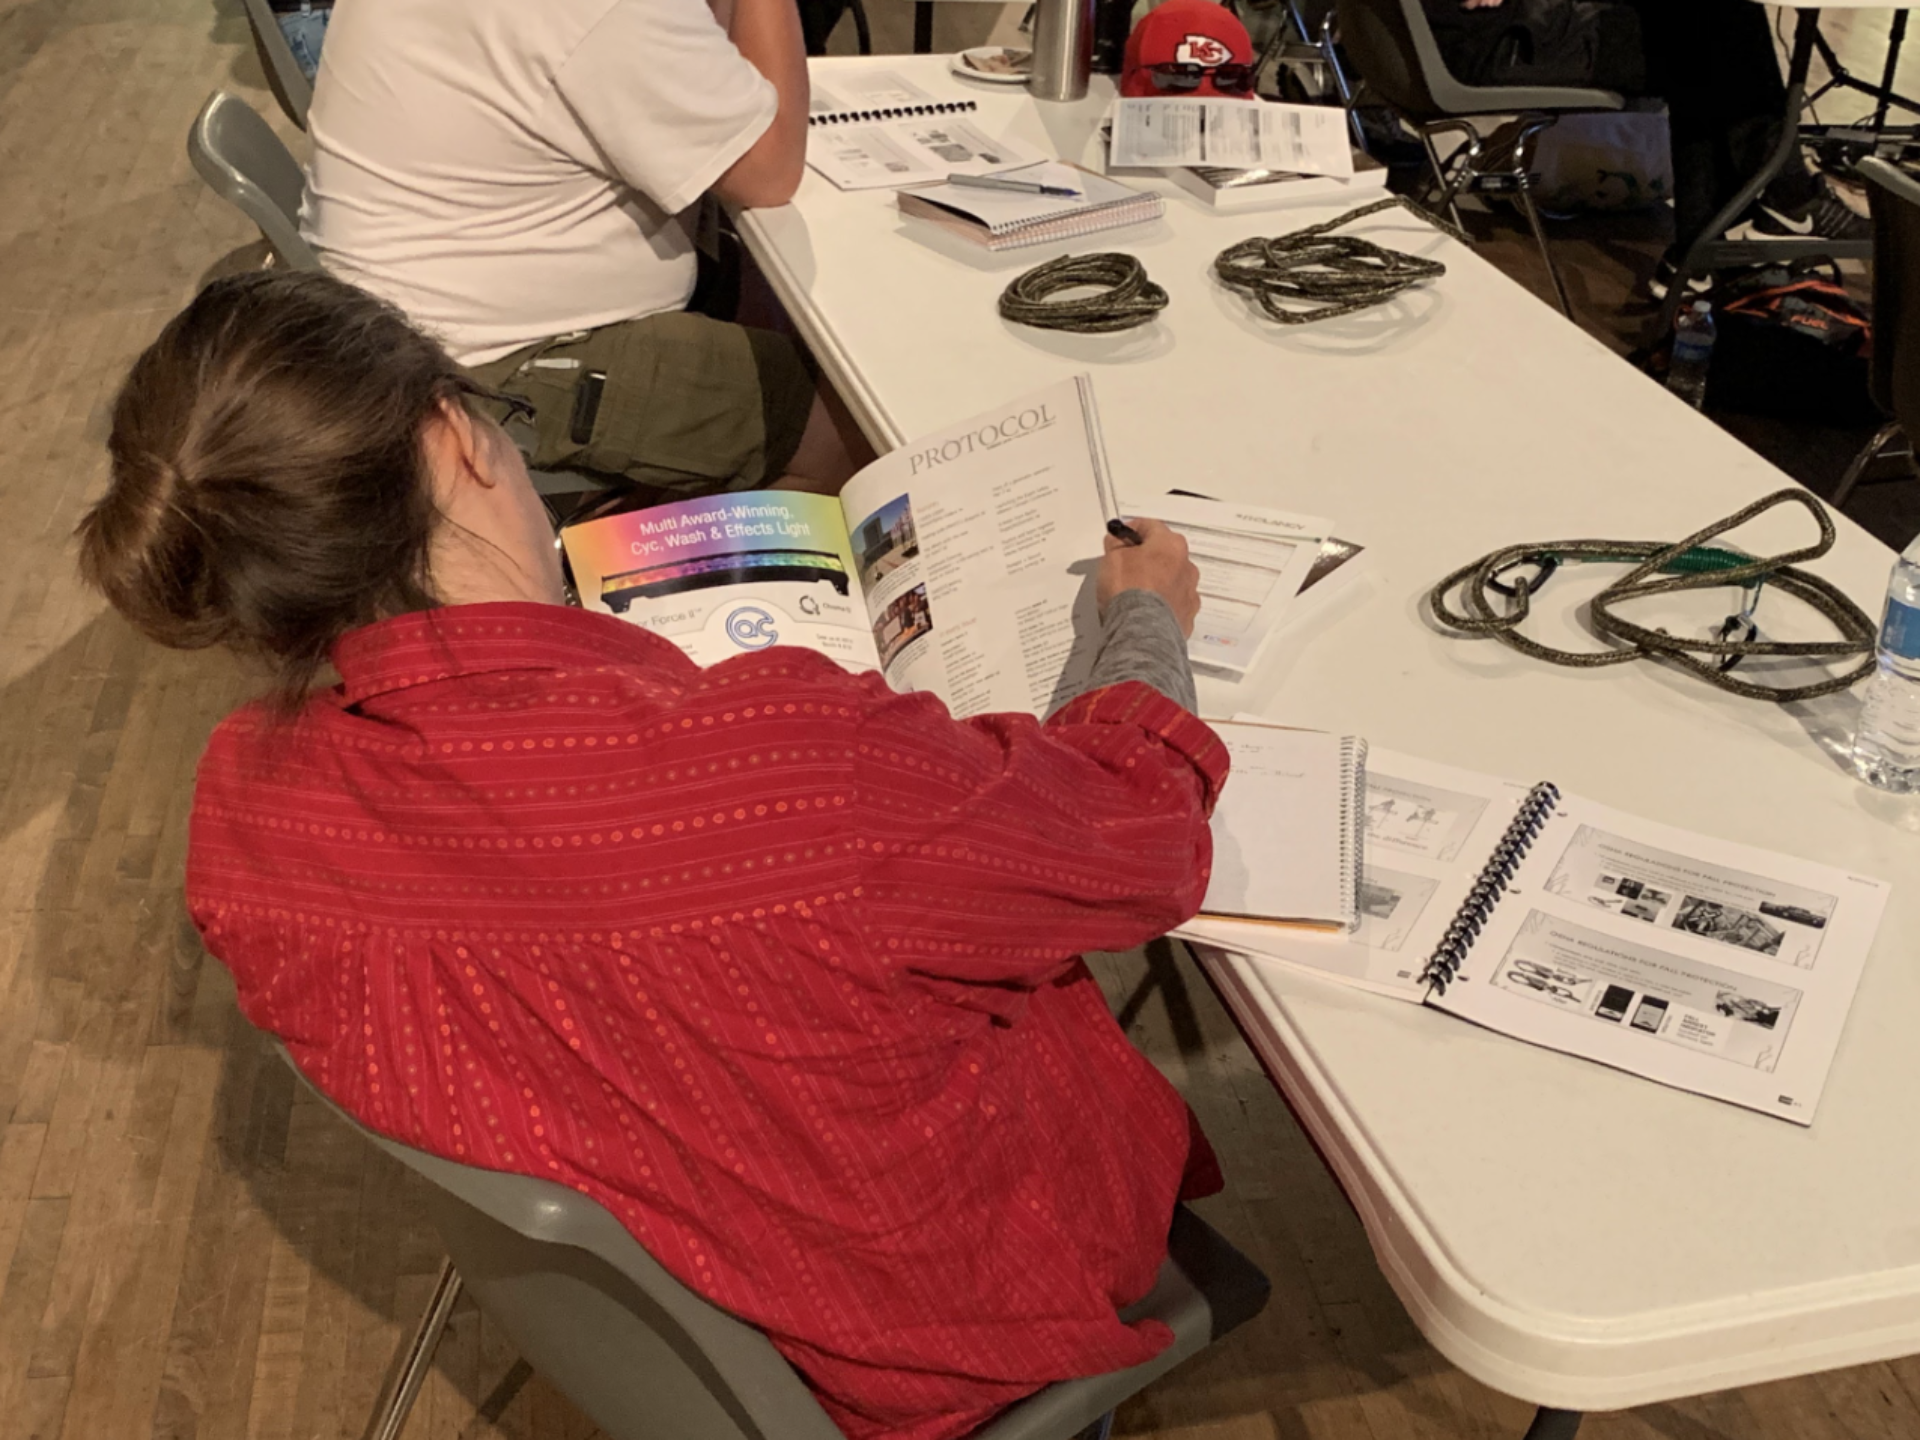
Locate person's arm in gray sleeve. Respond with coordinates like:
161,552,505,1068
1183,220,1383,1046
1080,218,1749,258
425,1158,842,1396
1068,587,1198,714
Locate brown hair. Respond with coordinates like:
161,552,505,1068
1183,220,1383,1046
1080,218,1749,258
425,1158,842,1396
76,270,472,708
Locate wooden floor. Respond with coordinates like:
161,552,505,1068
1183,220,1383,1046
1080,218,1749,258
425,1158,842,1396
2,4,1918,1440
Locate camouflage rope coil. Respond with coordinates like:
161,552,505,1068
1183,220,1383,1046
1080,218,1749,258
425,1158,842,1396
1213,195,1467,325
998,252,1170,333
1427,488,1878,703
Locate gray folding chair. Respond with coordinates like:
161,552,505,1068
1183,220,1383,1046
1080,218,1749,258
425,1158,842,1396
1833,156,1920,510
1334,0,1623,316
271,1043,1269,1440
240,0,315,130
187,91,319,271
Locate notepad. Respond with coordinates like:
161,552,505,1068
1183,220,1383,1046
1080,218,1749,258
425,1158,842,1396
896,162,1164,251
1198,723,1367,931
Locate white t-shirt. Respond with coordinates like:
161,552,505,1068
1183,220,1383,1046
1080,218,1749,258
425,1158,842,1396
301,0,778,365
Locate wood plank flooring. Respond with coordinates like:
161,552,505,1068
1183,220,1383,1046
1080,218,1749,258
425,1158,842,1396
0,4,1915,1439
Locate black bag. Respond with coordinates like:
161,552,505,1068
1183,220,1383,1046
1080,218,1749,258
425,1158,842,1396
1703,263,1877,424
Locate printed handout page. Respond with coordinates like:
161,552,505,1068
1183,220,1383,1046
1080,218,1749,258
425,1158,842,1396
1110,98,1354,175
559,492,881,674
1434,797,1891,1124
1127,494,1328,678
1179,745,1531,1000
1197,724,1362,928
807,117,1044,190
836,376,1117,719
806,73,1044,190
810,70,940,115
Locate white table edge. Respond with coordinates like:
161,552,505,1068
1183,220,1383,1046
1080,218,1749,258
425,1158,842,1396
1201,952,1920,1411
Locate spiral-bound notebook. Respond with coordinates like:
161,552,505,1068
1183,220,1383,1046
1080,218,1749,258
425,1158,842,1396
897,162,1164,252
806,70,1043,191
1183,746,1890,1124
1196,723,1367,932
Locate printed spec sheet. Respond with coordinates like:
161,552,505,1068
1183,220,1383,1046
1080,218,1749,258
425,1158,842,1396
1435,796,1887,1123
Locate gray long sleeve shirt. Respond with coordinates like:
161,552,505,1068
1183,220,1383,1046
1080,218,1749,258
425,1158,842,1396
1067,588,1197,715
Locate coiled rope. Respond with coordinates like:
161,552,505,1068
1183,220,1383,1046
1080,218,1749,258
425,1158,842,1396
1427,488,1878,703
998,252,1170,333
1213,195,1467,325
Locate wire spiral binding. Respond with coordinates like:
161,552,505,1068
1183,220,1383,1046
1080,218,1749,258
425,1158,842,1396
1338,738,1368,933
809,101,978,125
1419,781,1560,995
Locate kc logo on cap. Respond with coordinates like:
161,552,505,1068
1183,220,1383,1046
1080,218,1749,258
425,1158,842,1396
1174,33,1233,68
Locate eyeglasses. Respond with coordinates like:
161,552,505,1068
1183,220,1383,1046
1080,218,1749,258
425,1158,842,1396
1147,62,1256,95
449,375,538,429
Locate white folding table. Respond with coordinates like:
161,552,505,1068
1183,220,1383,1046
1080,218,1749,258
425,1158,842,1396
736,55,1920,1440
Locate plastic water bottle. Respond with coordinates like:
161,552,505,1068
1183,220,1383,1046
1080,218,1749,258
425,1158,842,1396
1851,532,1920,793
1667,300,1715,410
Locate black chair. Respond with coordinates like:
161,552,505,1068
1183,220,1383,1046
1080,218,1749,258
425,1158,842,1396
272,1042,1271,1440
1833,156,1920,510
1334,0,1623,316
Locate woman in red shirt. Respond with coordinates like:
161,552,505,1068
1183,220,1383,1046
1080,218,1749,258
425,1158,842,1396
78,272,1229,1440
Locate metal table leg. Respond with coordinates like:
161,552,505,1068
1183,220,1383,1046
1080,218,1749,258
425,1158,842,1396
1873,11,1911,130
1522,1407,1584,1440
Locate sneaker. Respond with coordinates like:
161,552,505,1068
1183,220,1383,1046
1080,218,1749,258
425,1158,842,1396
1649,253,1714,302
1744,179,1869,241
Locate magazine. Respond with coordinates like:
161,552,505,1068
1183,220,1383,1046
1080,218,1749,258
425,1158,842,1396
1183,744,1891,1124
561,377,1119,719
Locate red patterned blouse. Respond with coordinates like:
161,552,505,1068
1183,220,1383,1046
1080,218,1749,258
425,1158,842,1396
187,602,1229,1440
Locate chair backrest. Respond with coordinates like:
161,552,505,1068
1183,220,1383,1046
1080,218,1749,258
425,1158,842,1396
186,92,320,271
240,0,314,130
273,1040,1269,1440
273,1042,851,1440
1858,155,1920,429
1334,0,1621,120
1334,0,1455,118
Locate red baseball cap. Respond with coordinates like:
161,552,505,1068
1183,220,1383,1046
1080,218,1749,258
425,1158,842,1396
1121,0,1256,99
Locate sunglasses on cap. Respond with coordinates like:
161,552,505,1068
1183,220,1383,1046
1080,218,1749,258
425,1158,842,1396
1147,61,1256,94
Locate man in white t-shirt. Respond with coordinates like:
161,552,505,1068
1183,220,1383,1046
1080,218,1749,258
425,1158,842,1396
301,0,855,497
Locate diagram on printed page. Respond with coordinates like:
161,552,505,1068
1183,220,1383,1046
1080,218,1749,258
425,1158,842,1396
1363,773,1492,865
1542,825,1837,969
1492,912,1805,1073
1352,865,1440,954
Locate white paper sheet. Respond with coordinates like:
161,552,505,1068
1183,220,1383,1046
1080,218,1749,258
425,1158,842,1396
1109,98,1354,175
1121,494,1329,679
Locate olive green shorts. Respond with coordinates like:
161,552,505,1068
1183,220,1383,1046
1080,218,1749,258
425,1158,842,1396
465,312,815,500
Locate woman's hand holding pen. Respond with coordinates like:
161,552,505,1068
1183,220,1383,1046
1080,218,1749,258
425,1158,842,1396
1097,517,1200,636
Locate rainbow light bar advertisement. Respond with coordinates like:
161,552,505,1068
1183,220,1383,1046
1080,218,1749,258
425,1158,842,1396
560,491,879,672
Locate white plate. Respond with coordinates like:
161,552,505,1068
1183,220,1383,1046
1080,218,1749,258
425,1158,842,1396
951,47,1032,85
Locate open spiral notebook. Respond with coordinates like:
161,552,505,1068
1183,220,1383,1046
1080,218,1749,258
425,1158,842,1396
1182,740,1891,1124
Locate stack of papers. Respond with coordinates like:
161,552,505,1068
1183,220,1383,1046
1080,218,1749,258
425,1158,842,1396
1109,98,1355,175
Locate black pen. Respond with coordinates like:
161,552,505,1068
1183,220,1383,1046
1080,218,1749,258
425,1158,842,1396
1106,517,1145,546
